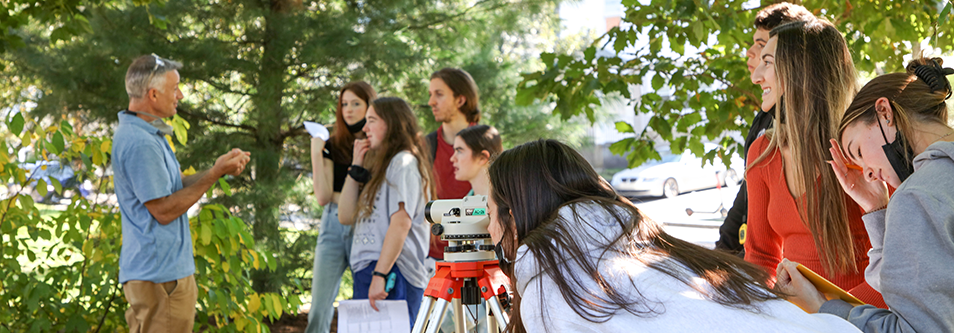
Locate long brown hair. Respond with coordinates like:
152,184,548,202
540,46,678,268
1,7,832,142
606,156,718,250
748,19,861,275
431,68,481,123
330,81,377,165
490,140,782,333
839,57,952,161
355,97,437,220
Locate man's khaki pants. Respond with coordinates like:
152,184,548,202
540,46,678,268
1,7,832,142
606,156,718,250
123,275,197,333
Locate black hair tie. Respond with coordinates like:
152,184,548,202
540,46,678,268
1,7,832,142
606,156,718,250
913,59,954,99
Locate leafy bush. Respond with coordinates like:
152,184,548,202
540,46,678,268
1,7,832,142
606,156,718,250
0,111,295,332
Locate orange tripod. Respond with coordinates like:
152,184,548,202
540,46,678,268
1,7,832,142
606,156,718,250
411,260,510,333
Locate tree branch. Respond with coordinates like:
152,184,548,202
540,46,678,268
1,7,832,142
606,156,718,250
405,0,499,30
176,106,257,132
278,125,309,142
692,72,761,107
195,78,255,97
92,273,120,333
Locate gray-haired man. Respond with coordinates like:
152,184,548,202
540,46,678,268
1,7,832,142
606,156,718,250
112,54,250,332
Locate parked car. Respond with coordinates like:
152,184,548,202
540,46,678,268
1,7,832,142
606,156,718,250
610,144,744,198
17,160,82,203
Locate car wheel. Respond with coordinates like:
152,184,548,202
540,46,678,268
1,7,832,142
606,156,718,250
663,178,679,198
724,169,740,186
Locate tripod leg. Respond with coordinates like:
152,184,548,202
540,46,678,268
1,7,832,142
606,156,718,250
451,298,467,333
412,296,436,333
424,298,451,333
485,301,498,333
486,295,509,330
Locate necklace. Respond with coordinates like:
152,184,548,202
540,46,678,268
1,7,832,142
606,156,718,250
938,130,954,142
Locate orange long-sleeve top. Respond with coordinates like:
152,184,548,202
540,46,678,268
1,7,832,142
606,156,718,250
744,136,886,308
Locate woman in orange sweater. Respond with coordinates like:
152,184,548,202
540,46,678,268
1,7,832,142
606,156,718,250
745,18,885,307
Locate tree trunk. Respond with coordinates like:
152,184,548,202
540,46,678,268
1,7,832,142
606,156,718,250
250,3,292,293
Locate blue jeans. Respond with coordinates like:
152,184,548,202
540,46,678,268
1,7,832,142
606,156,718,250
352,262,424,330
306,203,353,333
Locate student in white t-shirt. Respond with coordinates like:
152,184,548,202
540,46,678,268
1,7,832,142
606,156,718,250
337,97,437,327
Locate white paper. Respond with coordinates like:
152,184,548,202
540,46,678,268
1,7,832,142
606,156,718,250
337,299,410,333
304,121,330,141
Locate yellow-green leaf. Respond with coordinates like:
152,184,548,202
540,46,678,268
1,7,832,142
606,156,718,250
100,140,111,153
165,135,176,153
247,294,261,313
83,240,94,257
50,177,62,194
19,194,34,210
271,294,283,317
201,223,212,245
92,149,103,166
36,179,48,197
235,316,247,331
251,251,260,269
199,209,213,222
262,293,273,314
222,260,230,272
218,178,232,196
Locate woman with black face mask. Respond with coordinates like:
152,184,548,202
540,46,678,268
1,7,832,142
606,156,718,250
306,81,376,333
779,57,954,333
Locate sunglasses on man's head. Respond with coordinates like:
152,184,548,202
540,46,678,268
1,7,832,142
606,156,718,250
151,54,165,71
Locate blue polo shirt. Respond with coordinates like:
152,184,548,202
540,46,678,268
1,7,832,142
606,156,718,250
112,111,194,284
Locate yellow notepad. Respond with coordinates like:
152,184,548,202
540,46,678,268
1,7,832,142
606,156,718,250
796,263,865,306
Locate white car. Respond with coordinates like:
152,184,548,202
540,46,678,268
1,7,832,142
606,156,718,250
610,144,744,198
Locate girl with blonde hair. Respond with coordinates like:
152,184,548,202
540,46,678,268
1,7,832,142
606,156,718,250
746,18,884,307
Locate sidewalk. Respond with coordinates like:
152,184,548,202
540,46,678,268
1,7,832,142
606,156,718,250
628,185,742,248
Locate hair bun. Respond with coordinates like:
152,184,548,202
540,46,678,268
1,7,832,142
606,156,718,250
911,57,954,99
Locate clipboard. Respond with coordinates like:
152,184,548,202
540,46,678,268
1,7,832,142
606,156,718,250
796,263,865,306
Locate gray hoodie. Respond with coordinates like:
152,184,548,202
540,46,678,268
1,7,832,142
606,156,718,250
819,141,954,332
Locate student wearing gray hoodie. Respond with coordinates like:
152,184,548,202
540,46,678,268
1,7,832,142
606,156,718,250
778,57,954,333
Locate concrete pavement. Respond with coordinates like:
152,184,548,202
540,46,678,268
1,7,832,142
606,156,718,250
627,184,742,249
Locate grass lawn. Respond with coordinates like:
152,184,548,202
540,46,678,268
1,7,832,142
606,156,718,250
14,203,83,273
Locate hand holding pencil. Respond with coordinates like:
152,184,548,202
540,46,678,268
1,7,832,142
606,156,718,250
828,139,890,213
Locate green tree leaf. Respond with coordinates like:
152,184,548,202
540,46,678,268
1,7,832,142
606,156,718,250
201,223,212,245
49,177,62,194
614,121,635,133
9,112,24,135
51,131,65,154
36,179,47,197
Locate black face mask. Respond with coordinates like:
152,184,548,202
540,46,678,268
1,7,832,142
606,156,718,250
346,118,366,134
494,240,512,269
876,116,914,183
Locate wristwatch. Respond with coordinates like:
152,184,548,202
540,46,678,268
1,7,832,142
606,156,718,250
372,270,388,279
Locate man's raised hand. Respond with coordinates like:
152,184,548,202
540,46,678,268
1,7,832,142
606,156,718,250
214,148,251,177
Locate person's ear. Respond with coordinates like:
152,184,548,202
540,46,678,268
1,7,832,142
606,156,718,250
456,95,466,109
479,150,491,164
875,97,894,125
